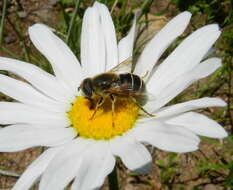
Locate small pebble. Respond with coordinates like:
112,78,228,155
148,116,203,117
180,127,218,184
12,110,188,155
49,0,58,6
4,35,16,44
17,11,27,18
204,184,217,190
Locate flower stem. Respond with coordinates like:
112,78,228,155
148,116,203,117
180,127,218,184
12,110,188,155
66,0,81,45
108,166,119,190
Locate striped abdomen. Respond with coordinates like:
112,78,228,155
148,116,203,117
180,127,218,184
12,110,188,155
118,73,147,106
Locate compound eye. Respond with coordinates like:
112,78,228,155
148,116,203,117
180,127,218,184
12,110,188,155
81,79,93,98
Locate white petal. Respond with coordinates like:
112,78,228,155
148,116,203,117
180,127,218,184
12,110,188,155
155,97,226,118
94,2,118,71
71,141,115,190
0,57,75,102
147,24,221,94
133,121,200,153
28,24,82,91
145,57,222,112
81,7,105,77
0,74,67,112
0,125,76,152
166,112,228,138
190,57,222,78
118,11,139,63
39,138,93,190
110,134,152,174
134,11,191,77
12,147,61,190
0,102,69,126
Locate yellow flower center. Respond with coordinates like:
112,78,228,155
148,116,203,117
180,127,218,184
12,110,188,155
68,96,139,140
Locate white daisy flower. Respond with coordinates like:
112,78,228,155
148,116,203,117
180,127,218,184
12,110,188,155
0,2,227,190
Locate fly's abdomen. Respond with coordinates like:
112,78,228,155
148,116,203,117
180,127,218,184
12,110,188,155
119,73,145,92
119,73,133,90
119,73,147,106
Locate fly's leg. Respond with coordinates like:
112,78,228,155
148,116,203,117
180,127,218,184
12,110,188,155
130,97,155,117
89,97,104,120
138,105,155,117
110,94,116,127
86,97,94,109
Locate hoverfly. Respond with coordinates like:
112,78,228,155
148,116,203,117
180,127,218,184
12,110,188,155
78,59,154,124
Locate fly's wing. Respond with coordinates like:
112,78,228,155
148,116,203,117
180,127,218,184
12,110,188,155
109,58,133,74
130,91,157,106
147,91,157,102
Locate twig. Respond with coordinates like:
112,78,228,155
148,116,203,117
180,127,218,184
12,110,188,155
0,0,7,44
0,46,21,59
138,0,154,20
66,0,81,45
226,58,233,132
108,166,119,190
110,0,118,14
5,15,30,62
15,0,24,11
0,168,20,178
59,2,70,29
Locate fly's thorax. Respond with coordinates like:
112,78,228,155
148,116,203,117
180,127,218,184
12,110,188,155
92,73,120,94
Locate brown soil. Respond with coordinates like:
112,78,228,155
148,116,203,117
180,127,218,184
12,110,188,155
0,0,232,190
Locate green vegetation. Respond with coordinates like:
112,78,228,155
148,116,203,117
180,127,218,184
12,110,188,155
0,0,232,189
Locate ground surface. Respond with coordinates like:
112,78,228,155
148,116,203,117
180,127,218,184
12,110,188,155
0,0,232,189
